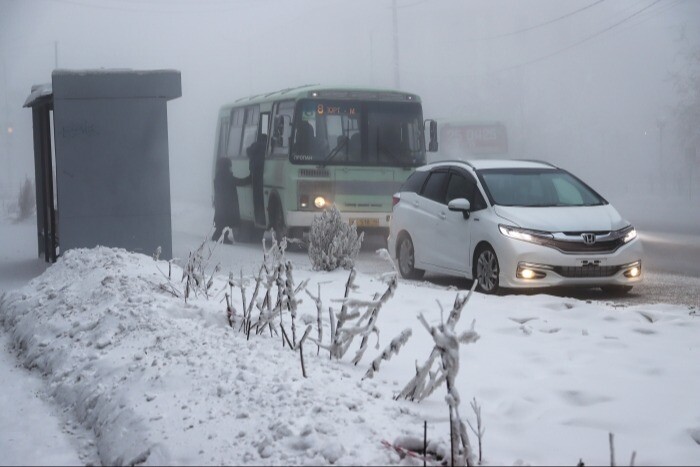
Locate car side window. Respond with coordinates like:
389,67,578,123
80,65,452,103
446,173,472,203
401,170,429,193
447,171,487,211
421,171,448,204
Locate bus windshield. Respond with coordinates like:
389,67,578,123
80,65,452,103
291,99,425,167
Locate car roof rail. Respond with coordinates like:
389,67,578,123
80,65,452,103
516,158,559,168
430,159,475,169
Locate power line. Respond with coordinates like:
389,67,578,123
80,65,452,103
395,0,430,9
479,0,607,41
50,0,277,13
601,0,687,40
489,0,664,75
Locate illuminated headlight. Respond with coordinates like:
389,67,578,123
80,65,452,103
622,226,637,243
623,261,642,278
499,225,553,244
314,196,327,209
300,195,309,208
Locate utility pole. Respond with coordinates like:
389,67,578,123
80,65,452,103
369,31,375,84
656,118,666,194
392,0,400,89
54,41,59,69
656,118,666,165
1,52,11,198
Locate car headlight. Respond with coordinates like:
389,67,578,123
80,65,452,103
498,224,553,245
621,225,637,243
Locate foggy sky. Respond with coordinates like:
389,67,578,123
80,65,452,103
1,0,698,205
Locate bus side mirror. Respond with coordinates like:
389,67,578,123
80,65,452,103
426,119,438,152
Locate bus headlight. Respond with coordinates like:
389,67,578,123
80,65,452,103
314,196,327,209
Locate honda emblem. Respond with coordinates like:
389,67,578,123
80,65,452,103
581,233,596,245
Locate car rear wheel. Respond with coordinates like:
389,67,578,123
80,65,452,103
475,245,500,294
397,234,425,280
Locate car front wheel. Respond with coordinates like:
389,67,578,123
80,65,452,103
397,234,425,280
475,245,500,294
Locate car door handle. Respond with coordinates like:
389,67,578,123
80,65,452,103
413,200,420,207
440,212,446,220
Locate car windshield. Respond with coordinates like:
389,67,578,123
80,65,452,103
478,168,607,207
291,99,425,167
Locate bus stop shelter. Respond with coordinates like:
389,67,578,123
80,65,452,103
23,69,181,262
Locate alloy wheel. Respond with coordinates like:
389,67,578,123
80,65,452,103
476,248,499,293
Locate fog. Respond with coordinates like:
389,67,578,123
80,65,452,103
1,0,698,219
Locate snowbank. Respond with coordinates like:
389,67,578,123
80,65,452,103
1,246,699,465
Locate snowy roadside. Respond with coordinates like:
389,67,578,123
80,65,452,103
0,247,419,465
1,241,699,465
0,331,96,466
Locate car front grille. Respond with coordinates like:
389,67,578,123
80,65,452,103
545,237,625,254
542,231,626,254
553,265,621,278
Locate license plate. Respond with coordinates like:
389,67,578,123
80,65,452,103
350,218,379,227
580,259,606,266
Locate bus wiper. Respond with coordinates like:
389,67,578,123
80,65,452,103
324,137,348,162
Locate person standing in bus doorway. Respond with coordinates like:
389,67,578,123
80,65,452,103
247,134,268,226
212,157,249,244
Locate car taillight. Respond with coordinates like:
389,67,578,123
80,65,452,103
392,194,400,208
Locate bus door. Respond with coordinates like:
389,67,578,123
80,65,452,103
227,105,259,224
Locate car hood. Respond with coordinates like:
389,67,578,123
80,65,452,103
493,204,628,232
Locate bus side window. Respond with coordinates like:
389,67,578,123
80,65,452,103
259,112,270,157
241,105,260,159
227,108,245,158
271,100,294,156
216,116,230,159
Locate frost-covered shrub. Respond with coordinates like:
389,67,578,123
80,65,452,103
308,205,363,271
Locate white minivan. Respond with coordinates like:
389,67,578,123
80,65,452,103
387,159,643,294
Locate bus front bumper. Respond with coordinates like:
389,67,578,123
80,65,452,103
286,211,392,231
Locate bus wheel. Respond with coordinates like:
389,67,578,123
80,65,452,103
234,221,254,243
269,200,288,241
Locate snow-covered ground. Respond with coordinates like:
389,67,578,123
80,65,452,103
1,202,699,466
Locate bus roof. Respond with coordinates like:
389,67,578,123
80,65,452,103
219,85,421,111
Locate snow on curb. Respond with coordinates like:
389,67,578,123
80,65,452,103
0,247,411,465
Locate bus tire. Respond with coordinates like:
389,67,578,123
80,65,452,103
268,197,288,241
234,221,255,243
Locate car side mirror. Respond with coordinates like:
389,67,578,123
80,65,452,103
448,198,471,219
